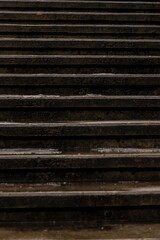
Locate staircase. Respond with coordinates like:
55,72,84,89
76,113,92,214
0,0,160,239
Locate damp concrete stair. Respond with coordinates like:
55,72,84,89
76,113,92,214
0,0,160,237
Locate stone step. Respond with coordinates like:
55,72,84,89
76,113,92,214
2,50,160,56
1,148,160,168
0,149,160,183
0,121,160,137
1,108,160,122
0,1,160,11
0,24,160,35
0,55,160,65
3,88,160,95
1,38,160,49
1,11,160,22
0,73,158,86
1,38,160,55
1,67,160,74
1,55,160,74
0,122,159,150
1,182,160,226
1,137,160,152
0,66,160,74
0,95,159,108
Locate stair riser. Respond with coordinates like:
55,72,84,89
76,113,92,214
1,25,160,36
1,207,160,227
2,56,160,66
1,192,160,208
1,50,160,55
0,169,160,183
1,34,160,39
1,155,160,169
1,13,160,23
0,124,160,137
1,87,160,95
0,74,159,86
1,1,160,11
1,39,160,50
0,138,160,150
0,110,160,122
1,67,160,74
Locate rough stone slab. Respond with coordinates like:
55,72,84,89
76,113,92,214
0,121,160,136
